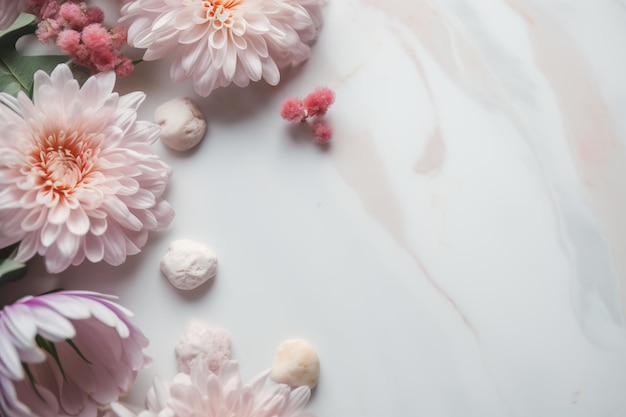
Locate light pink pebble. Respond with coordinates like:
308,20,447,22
175,321,231,374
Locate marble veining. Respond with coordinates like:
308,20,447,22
2,1,625,416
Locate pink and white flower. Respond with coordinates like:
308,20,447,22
0,0,29,30
120,0,325,96
111,360,313,417
0,64,174,273
0,290,151,417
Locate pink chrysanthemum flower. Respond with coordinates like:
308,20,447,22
111,360,313,417
120,0,326,96
0,64,174,273
0,0,29,30
0,290,150,417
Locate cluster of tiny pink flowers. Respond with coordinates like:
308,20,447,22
280,87,336,144
30,0,133,77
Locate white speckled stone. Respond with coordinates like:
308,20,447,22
160,239,217,290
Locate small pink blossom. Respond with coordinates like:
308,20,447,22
31,1,134,76
58,2,87,28
115,57,135,77
84,5,104,24
29,0,61,19
71,42,90,62
81,23,109,51
280,97,306,122
110,24,128,49
35,17,63,42
303,86,335,117
313,118,333,144
55,28,80,51
280,86,335,144
90,48,117,72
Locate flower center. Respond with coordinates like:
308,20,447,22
30,130,99,195
200,0,242,28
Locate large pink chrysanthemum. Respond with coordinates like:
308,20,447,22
120,0,325,96
0,0,29,30
0,290,151,417
111,360,313,417
0,64,174,273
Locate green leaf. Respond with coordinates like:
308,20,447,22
22,362,46,403
36,335,67,381
0,257,27,286
0,13,68,97
0,242,19,259
0,243,27,286
66,339,92,364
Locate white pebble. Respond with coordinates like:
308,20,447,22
175,320,231,374
160,239,217,290
155,97,207,151
270,339,320,389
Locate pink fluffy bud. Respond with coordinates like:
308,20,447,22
81,23,111,52
56,28,81,53
304,86,335,117
110,24,128,49
280,97,306,122
59,2,87,29
313,118,333,144
115,57,135,77
85,5,105,24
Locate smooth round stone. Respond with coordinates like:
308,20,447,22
160,239,217,290
270,339,320,389
154,97,207,151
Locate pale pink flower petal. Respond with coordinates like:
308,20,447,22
120,0,326,96
111,360,313,417
0,64,174,273
0,291,150,417
0,0,29,30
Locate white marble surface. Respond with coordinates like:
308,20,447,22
3,0,626,416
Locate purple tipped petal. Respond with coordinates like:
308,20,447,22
0,291,150,416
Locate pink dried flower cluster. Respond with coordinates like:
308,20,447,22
280,87,336,144
31,0,133,77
